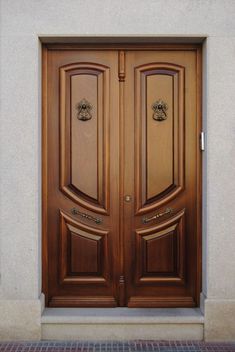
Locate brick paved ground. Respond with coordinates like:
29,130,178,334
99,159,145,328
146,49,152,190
0,341,235,352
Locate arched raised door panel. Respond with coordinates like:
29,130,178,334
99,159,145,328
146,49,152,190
135,63,185,215
60,62,110,214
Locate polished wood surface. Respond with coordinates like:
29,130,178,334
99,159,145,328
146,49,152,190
60,62,110,213
42,44,202,307
43,49,119,307
71,74,98,200
146,73,173,200
135,62,185,214
124,50,201,307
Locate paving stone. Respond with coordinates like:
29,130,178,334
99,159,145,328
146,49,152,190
0,341,235,352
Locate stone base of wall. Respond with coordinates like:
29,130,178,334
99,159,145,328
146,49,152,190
1,299,235,342
204,299,235,341
0,299,42,340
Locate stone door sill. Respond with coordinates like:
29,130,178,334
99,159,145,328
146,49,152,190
42,307,204,324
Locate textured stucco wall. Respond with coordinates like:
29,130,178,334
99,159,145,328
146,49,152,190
0,0,235,341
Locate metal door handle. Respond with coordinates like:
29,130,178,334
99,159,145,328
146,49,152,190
71,208,102,224
142,207,173,224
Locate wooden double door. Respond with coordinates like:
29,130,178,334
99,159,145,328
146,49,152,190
43,44,202,307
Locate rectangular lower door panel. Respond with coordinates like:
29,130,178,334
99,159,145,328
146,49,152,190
135,209,186,285
59,211,109,285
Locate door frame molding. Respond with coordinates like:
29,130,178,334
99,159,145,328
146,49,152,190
42,43,202,306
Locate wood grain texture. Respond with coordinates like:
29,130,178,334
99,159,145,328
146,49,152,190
60,62,110,214
135,209,185,285
46,43,201,51
71,74,98,200
43,49,119,307
128,296,195,308
49,296,117,308
42,45,49,305
124,49,201,307
147,73,173,200
42,44,202,308
195,47,203,305
135,63,185,214
118,50,126,306
59,211,108,285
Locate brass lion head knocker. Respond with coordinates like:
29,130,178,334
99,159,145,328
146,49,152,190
76,99,92,121
152,100,168,121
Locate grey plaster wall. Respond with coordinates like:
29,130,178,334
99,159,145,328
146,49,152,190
0,0,235,341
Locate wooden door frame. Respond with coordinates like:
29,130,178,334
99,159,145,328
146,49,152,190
42,43,202,307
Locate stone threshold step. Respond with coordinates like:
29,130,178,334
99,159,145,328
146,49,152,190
42,308,204,340
42,307,204,324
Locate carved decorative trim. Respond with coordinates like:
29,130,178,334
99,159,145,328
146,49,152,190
134,62,185,215
59,62,110,214
118,51,125,82
59,210,110,286
49,295,117,307
128,296,195,308
135,209,186,285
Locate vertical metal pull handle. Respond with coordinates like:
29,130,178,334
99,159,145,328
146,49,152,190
142,207,173,224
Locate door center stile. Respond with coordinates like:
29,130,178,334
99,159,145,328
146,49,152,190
118,50,126,306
